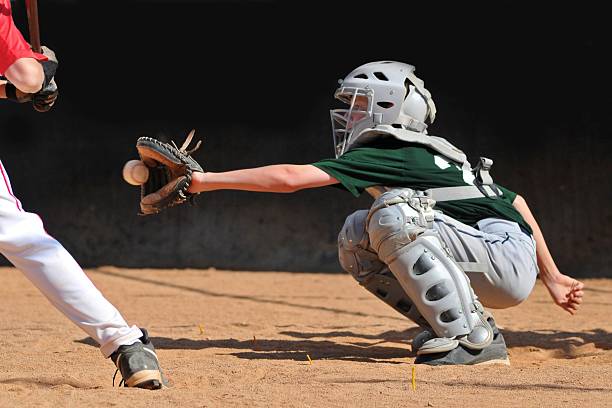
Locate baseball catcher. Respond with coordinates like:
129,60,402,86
136,129,204,215
177,60,584,366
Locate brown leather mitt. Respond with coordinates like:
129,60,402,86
136,129,203,215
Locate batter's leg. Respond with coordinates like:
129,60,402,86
0,160,140,356
0,160,165,388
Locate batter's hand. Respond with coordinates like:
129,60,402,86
39,46,59,88
32,78,58,112
31,45,59,112
542,273,584,315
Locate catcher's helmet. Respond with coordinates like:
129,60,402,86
330,61,436,157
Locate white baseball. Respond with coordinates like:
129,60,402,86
122,159,150,185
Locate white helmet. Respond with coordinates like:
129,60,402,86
330,61,437,157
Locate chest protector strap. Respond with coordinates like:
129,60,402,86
355,126,502,202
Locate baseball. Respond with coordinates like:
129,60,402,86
122,159,150,185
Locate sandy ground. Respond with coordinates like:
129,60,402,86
0,266,610,408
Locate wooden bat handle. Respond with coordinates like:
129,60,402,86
25,0,42,53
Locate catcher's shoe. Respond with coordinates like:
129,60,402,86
411,327,435,354
414,315,510,366
110,328,166,389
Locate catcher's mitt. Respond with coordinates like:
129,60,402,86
136,129,203,215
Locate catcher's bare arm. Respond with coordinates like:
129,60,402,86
512,195,584,314
187,165,338,194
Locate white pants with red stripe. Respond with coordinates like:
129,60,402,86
0,160,142,357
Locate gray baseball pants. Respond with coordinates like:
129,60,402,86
432,212,538,309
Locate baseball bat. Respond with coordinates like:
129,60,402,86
25,0,42,53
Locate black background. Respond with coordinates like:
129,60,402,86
1,0,610,276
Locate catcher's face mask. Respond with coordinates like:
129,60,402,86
330,87,374,158
328,61,438,158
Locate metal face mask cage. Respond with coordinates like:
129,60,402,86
330,86,374,158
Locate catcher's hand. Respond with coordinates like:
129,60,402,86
136,129,203,215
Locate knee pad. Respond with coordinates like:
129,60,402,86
338,210,386,282
339,210,429,327
367,202,426,264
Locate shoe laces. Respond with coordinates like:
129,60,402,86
112,368,125,387
112,352,126,387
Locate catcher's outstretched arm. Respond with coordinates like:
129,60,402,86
187,165,338,194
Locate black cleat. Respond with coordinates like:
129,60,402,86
110,328,166,389
414,317,510,366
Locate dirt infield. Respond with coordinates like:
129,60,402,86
0,266,610,407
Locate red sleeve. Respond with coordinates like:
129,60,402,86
0,0,47,75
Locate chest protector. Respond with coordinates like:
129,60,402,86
350,125,502,201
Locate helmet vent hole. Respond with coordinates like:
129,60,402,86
377,102,394,109
354,74,368,79
373,72,389,81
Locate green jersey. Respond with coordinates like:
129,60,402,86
312,138,532,234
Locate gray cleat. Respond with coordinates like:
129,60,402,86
411,328,435,354
110,328,166,389
414,316,510,366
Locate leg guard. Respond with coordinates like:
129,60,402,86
338,210,428,326
361,271,430,327
338,210,386,282
367,189,493,352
